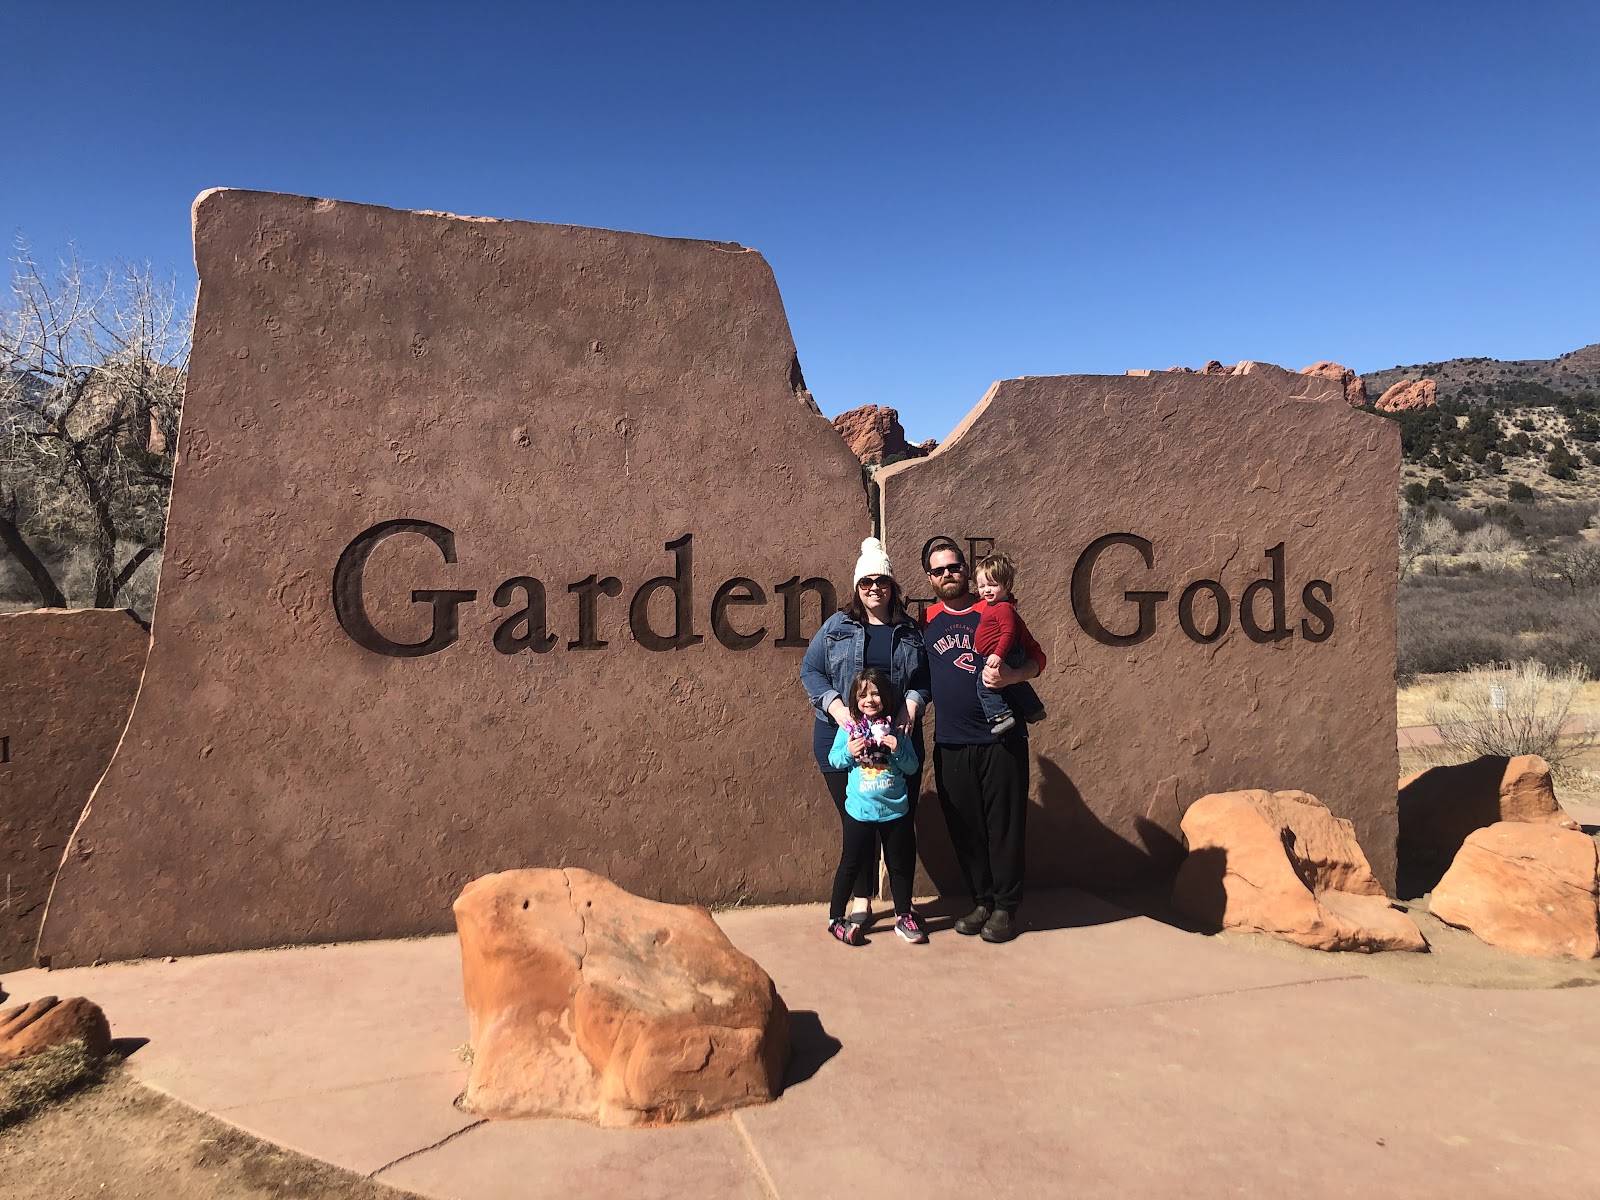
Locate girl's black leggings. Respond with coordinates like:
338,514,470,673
830,811,916,921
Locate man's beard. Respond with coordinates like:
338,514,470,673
935,576,970,602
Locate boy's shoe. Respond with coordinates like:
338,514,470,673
846,900,873,926
980,910,1016,943
894,911,929,944
828,918,863,946
953,904,992,935
989,712,1017,735
1023,707,1047,724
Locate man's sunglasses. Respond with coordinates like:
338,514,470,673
927,563,966,577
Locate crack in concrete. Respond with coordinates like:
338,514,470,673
367,1118,488,1180
731,1110,782,1199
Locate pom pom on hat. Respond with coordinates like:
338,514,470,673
853,537,895,587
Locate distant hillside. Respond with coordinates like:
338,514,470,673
1364,343,1600,405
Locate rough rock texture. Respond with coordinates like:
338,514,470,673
1170,790,1423,952
879,370,1400,891
830,404,928,466
1430,823,1600,959
1398,754,1580,890
455,868,788,1126
1299,361,1370,408
0,609,148,969
1375,378,1437,412
40,191,867,965
0,996,112,1066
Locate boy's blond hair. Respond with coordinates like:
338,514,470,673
975,551,1017,592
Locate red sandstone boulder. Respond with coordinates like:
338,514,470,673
1376,378,1437,412
1430,823,1599,958
1299,362,1370,408
0,996,112,1066
1399,754,1580,888
454,868,788,1126
1172,789,1425,952
830,404,928,466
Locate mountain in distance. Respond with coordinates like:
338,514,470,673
1362,343,1600,403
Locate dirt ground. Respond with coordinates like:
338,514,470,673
0,1064,419,1200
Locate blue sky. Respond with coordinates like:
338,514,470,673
5,2,1597,442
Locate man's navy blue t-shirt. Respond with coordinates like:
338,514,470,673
923,600,1019,745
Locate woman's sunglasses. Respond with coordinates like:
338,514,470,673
857,576,893,591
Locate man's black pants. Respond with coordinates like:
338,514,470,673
933,737,1029,914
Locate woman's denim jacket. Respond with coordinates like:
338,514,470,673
800,611,930,725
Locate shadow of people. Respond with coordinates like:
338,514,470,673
908,750,1190,935
781,1010,840,1093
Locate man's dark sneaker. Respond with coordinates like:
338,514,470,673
989,711,1017,735
1023,707,1047,724
980,910,1016,943
828,918,864,946
953,905,992,936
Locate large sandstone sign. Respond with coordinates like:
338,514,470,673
878,369,1399,890
0,609,148,969
39,191,864,965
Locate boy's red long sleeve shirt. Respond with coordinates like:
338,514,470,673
973,598,1044,666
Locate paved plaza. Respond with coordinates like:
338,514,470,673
5,878,1600,1199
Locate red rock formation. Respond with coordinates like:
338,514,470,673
1399,754,1579,888
1376,378,1437,412
455,868,789,1126
1430,823,1599,958
1300,362,1371,408
831,404,929,466
1171,789,1425,952
0,996,111,1066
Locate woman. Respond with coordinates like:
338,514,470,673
800,537,929,925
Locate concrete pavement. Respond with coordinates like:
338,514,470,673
3,889,1600,1199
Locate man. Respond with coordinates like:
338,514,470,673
920,539,1044,943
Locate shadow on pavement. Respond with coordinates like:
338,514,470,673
781,1010,840,1091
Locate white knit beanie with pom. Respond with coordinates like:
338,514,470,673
853,537,895,587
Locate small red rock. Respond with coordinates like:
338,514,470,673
1172,789,1425,953
830,404,929,466
0,996,112,1066
455,868,789,1127
1431,823,1599,959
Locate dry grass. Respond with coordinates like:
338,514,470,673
1398,674,1600,727
0,1040,106,1129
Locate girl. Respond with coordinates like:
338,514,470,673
825,669,927,945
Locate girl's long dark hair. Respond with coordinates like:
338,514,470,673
842,576,912,627
847,668,901,720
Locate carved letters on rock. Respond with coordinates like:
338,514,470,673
454,868,788,1125
878,371,1400,891
1171,789,1424,952
38,191,865,965
0,609,148,969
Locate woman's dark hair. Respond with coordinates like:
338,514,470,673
842,575,912,627
847,668,900,720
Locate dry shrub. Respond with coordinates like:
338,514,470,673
1423,661,1598,766
0,1039,107,1128
1461,523,1516,557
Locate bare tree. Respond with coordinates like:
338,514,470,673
0,243,188,608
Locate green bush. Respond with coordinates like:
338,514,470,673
1507,481,1535,501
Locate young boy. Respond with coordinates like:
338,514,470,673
973,552,1047,735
